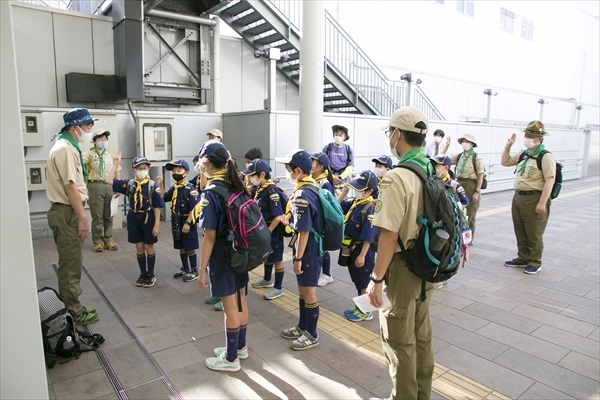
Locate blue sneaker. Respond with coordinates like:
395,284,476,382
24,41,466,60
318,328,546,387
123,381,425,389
505,259,527,267
346,307,373,322
524,265,541,274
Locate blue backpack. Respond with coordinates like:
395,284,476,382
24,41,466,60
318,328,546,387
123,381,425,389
302,185,344,255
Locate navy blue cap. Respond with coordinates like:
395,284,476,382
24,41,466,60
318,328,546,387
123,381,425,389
349,170,378,191
132,156,151,168
242,158,271,176
165,159,190,172
198,141,229,164
433,154,451,169
62,108,98,130
275,149,312,173
310,152,331,170
371,155,393,169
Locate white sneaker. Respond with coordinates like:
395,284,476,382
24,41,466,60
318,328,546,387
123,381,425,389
205,351,241,372
317,273,333,287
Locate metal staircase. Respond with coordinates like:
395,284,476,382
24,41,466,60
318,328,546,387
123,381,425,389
217,0,444,120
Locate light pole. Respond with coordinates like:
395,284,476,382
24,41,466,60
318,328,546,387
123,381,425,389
483,88,498,124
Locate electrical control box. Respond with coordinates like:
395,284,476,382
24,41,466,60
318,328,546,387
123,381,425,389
21,112,44,147
26,162,48,191
136,117,174,167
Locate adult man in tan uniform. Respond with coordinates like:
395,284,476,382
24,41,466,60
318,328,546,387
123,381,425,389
367,107,434,400
47,108,99,325
501,120,555,274
450,133,485,241
83,130,121,252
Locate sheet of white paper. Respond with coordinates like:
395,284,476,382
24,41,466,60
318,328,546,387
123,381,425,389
110,195,119,217
352,292,391,313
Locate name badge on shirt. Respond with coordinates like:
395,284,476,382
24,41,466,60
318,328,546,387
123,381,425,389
461,228,473,246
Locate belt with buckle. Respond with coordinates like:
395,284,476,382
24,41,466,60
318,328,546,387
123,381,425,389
515,190,541,195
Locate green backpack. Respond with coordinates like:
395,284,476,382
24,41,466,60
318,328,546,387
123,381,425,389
302,185,344,256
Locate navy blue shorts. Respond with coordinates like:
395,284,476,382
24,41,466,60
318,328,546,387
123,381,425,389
127,210,158,245
173,216,199,252
348,245,374,291
208,244,249,297
267,239,284,263
296,255,321,287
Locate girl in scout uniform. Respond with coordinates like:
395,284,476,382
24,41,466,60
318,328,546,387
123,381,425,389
194,142,249,372
371,155,393,196
106,154,165,288
276,149,324,350
310,152,335,287
157,159,200,282
83,130,121,252
242,158,287,300
336,171,378,322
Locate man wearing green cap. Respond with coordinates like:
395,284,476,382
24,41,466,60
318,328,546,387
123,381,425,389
501,120,555,275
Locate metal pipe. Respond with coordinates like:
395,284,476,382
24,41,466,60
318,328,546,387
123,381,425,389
146,9,216,26
298,0,324,152
212,16,221,113
143,0,164,14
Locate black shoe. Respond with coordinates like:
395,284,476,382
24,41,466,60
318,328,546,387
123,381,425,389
135,274,146,287
173,268,187,279
144,275,157,288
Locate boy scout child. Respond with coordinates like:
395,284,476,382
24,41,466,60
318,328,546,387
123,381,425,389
367,106,435,400
157,159,200,282
106,154,165,287
323,125,354,189
501,120,555,275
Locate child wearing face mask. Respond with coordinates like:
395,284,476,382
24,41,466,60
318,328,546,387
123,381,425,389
106,155,165,288
336,171,378,321
156,159,200,282
371,155,393,198
323,125,354,190
431,155,470,289
242,159,287,300
310,153,335,287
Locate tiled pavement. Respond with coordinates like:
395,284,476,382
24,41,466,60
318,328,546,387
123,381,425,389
34,177,599,400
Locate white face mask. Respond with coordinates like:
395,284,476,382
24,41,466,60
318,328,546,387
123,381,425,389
333,136,344,145
390,130,400,159
77,127,93,143
286,170,298,185
434,136,442,144
523,138,536,149
95,141,106,150
135,170,149,179
461,142,472,151
250,176,261,186
374,167,387,177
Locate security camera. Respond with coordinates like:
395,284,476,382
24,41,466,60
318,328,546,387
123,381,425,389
416,78,422,84
254,50,266,58
400,73,412,82
484,89,498,96
575,104,583,110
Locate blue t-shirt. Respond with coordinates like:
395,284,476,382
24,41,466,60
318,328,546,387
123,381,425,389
198,181,233,269
340,199,377,243
164,182,200,215
323,143,354,173
113,179,165,211
252,184,285,242
289,184,323,261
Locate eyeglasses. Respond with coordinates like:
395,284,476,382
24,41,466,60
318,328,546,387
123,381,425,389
384,127,396,138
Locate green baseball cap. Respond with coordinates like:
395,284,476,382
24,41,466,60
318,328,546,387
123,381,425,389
524,120,548,136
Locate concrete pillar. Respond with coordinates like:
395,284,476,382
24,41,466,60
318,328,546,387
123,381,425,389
299,0,324,152
212,16,221,113
1,2,49,399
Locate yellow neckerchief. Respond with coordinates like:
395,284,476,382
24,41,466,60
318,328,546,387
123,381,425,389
133,176,150,210
440,172,451,183
285,177,317,218
254,179,274,201
209,169,228,184
170,179,187,213
88,146,109,179
344,195,373,224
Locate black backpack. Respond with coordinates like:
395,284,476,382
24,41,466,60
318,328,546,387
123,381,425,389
205,183,272,274
37,287,105,369
325,143,352,173
455,151,488,190
516,150,562,199
394,162,467,301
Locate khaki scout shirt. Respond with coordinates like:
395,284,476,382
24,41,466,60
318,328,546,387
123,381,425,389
506,150,556,191
82,147,121,181
372,167,424,253
450,152,485,180
47,139,88,204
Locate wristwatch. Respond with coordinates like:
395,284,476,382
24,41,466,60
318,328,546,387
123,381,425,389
370,273,384,284
293,257,303,262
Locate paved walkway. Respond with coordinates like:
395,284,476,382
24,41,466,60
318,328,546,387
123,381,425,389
35,177,599,399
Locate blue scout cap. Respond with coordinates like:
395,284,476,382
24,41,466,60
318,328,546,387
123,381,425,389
371,155,393,169
242,158,271,176
275,149,312,173
62,108,98,131
165,159,190,172
433,154,452,169
198,141,229,164
310,152,331,170
132,156,151,168
349,170,378,191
